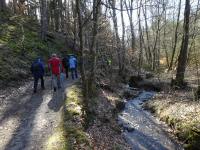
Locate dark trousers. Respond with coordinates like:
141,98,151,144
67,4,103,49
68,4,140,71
70,68,78,80
65,67,69,78
34,76,44,92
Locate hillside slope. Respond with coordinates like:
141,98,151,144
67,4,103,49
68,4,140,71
0,12,65,86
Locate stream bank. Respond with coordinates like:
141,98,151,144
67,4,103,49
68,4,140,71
118,91,183,150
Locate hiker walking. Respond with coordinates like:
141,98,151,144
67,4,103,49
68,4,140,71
69,55,78,80
48,54,62,92
31,58,45,93
62,55,69,79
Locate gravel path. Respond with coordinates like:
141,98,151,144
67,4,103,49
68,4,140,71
118,91,183,150
0,77,71,150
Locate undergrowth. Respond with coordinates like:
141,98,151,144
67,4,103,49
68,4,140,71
0,12,65,85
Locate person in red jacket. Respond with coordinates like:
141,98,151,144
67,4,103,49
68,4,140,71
48,54,62,92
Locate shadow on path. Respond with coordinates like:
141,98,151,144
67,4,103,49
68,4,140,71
4,93,44,150
0,87,32,125
47,89,65,112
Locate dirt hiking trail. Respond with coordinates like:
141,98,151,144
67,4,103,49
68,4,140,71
0,77,74,150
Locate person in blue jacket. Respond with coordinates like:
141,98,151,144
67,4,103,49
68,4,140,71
31,58,45,93
69,55,78,80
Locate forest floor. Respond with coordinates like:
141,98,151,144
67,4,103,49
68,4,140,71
144,70,200,150
1,69,199,150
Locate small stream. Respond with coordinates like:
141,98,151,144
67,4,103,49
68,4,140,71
118,91,183,150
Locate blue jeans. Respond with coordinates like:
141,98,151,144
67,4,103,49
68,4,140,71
70,68,78,79
52,74,61,89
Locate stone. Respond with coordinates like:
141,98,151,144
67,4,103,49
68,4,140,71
129,75,143,88
116,100,125,112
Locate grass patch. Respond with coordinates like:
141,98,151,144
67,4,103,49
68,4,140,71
63,83,91,149
45,122,67,150
144,92,200,150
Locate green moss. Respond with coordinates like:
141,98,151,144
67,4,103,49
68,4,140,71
45,83,89,150
45,126,67,150
63,84,91,149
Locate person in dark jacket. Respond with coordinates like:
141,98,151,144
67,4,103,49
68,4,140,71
62,56,69,79
31,58,45,93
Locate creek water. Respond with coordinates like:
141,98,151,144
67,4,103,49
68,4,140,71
118,91,183,150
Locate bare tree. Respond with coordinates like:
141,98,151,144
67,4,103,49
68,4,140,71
120,0,126,72
76,0,87,99
174,0,191,86
40,0,48,40
168,0,182,71
188,0,200,62
163,0,170,68
109,0,122,74
142,0,152,66
137,0,143,75
88,0,101,94
151,0,162,71
125,0,136,52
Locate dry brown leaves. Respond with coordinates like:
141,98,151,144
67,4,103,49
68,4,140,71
87,89,131,150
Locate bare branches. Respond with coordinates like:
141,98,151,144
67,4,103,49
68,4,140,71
101,0,156,12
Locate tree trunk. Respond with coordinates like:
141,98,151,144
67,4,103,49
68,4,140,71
142,0,152,66
168,0,182,71
174,0,191,86
88,0,101,95
40,0,48,40
163,2,169,68
187,0,200,63
76,0,89,117
152,1,161,71
125,0,135,52
138,0,143,75
72,0,77,50
0,0,6,12
110,0,122,74
13,0,18,13
120,0,126,72
58,0,64,31
76,0,86,95
54,0,59,31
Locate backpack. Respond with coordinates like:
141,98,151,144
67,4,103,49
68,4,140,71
63,57,69,67
32,62,41,73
